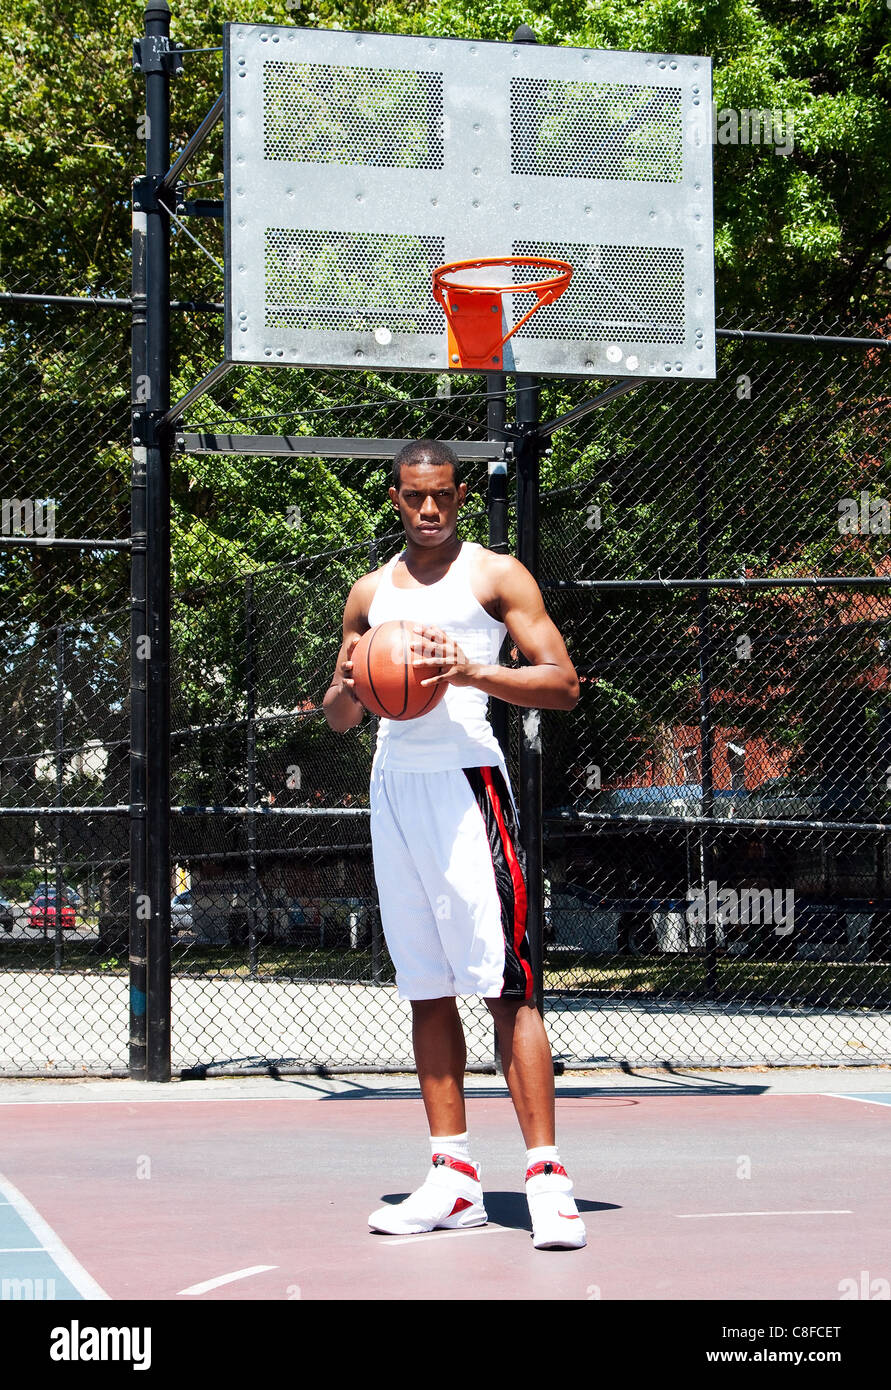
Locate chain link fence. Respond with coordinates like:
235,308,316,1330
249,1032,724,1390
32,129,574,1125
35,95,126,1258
2,282,890,1072
539,318,891,1065
0,283,132,1071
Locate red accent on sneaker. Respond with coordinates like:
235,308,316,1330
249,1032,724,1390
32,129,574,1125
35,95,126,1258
525,1161,569,1181
431,1154,479,1181
449,1197,474,1217
559,1213,581,1220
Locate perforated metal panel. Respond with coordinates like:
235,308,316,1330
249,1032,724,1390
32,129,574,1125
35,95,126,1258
510,80,684,182
262,63,445,168
225,25,715,378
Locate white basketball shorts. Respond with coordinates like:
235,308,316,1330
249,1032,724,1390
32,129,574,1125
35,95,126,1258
369,761,534,1002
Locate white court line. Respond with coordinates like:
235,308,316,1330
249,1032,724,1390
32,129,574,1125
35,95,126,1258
378,1225,513,1246
0,1171,109,1299
0,1094,371,1108
0,1094,332,1107
824,1093,891,1108
178,1264,278,1295
0,1246,44,1252
676,1210,852,1219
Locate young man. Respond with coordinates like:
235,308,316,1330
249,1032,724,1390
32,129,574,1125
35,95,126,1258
323,439,585,1250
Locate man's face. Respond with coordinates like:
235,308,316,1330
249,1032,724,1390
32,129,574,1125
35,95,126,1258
389,461,467,546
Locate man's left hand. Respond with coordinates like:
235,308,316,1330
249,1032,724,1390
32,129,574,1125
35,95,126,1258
409,623,479,688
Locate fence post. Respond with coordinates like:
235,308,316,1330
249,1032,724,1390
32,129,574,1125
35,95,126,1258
54,625,65,972
140,0,172,1081
130,115,149,1082
487,377,509,1070
515,375,545,1016
245,573,259,977
695,453,718,996
367,538,384,982
487,376,510,756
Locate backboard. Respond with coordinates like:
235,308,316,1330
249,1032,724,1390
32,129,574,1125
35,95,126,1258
223,24,715,379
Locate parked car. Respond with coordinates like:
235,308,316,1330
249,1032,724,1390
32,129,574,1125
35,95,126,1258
187,879,281,946
28,894,77,932
286,896,373,948
599,785,744,820
170,889,193,934
744,777,822,821
29,883,80,905
0,896,14,933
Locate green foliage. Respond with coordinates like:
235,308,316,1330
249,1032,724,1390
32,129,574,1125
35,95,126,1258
1,1,889,311
1,0,890,816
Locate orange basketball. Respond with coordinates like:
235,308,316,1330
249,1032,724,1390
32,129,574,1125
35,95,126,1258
351,620,447,721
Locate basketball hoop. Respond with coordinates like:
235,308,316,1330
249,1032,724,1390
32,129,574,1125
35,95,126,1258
432,256,573,370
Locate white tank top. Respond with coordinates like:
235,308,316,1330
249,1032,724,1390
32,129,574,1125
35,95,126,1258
367,540,508,773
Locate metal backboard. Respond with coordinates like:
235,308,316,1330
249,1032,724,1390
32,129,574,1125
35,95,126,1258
224,24,714,378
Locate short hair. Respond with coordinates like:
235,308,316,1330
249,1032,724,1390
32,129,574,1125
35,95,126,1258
391,439,461,492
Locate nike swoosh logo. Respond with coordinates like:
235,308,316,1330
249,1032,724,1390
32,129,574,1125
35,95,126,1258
559,1213,581,1220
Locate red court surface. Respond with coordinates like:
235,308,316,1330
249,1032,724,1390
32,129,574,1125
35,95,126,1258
1,1075,889,1302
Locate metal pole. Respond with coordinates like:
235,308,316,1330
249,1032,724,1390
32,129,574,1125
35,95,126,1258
871,834,887,961
0,292,222,312
161,94,224,191
245,575,259,978
54,626,65,973
371,905,382,984
130,115,149,1080
487,377,510,760
142,0,172,1081
368,537,384,983
695,454,717,996
487,375,508,1069
514,375,545,1016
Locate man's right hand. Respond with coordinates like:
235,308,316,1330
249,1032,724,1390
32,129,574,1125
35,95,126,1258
339,634,361,704
323,575,376,732
323,628,367,731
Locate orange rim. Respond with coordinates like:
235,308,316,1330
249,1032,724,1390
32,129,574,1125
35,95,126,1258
432,256,573,368
432,255,573,300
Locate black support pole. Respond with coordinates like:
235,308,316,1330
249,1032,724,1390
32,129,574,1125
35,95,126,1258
487,374,508,1070
695,453,718,996
141,0,172,1081
514,375,545,1016
368,538,384,985
130,120,149,1081
245,575,259,979
54,626,65,973
512,0,543,1020
487,376,509,761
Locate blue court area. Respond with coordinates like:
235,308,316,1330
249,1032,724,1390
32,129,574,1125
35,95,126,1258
0,1177,106,1301
828,1093,891,1105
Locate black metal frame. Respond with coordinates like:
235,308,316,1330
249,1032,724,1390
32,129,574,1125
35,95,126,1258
132,0,173,1081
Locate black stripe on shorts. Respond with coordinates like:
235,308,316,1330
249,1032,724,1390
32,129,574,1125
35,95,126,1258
462,764,533,1001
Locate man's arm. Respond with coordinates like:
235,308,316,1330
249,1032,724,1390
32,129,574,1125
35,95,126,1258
411,555,580,710
322,578,371,732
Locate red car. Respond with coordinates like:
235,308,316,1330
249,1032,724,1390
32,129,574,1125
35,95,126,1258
29,895,76,932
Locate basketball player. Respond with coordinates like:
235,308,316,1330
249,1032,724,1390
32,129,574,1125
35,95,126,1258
323,440,585,1250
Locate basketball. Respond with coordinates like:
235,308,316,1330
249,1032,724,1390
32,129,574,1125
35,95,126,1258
351,620,447,720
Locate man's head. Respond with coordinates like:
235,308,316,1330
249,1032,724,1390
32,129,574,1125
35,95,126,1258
391,439,461,492
389,440,467,547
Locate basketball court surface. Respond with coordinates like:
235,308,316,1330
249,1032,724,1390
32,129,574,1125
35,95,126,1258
1,1068,888,1303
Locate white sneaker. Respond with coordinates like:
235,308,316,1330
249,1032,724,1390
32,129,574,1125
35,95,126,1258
369,1153,488,1235
525,1160,587,1249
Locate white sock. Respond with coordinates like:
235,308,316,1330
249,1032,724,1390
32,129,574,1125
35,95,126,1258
430,1132,471,1165
526,1145,561,1170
